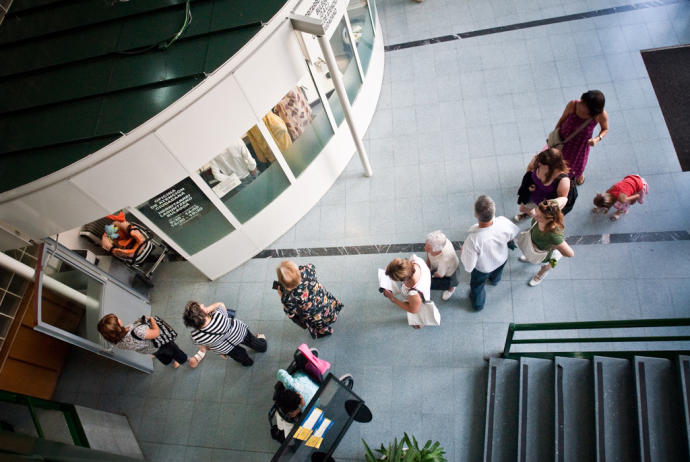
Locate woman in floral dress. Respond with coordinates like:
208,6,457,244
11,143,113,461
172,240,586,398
276,261,343,338
553,90,609,185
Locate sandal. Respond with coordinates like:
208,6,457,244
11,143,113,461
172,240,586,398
189,350,206,368
610,210,626,221
528,271,547,286
519,255,529,263
576,175,585,185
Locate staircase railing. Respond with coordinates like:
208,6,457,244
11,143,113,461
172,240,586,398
502,317,690,360
0,389,89,447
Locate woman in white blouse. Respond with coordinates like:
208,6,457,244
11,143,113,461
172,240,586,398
383,255,431,329
424,230,460,300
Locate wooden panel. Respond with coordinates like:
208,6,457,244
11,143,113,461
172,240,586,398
0,358,58,399
11,325,69,371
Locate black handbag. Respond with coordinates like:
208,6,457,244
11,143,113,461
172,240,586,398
135,316,177,348
556,174,578,215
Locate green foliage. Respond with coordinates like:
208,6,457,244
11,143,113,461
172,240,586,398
362,433,447,462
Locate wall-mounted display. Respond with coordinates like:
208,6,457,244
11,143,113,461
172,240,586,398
138,177,235,254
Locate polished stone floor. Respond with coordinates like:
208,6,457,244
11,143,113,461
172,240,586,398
54,0,690,460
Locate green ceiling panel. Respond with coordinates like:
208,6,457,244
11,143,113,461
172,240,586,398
1,99,104,154
0,22,122,77
116,2,214,51
0,0,192,45
0,139,118,194
204,27,262,73
0,62,113,113
0,0,287,192
95,79,199,135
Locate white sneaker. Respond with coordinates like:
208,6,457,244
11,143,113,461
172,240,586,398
441,290,455,301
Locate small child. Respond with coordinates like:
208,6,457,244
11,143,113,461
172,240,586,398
593,175,648,220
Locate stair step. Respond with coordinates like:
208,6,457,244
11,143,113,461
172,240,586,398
593,356,637,462
483,357,519,462
679,355,690,459
555,357,595,462
517,357,554,462
634,356,686,461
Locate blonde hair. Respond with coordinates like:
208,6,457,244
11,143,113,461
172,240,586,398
385,258,414,282
277,260,301,290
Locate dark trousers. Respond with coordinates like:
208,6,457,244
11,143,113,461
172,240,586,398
228,329,268,366
469,262,506,311
154,341,188,366
430,270,459,291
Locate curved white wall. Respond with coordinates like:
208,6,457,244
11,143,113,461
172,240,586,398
0,1,384,280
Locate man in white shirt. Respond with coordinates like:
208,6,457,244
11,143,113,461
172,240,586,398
424,230,460,300
460,195,520,311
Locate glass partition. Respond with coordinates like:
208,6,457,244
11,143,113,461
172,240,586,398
41,255,103,344
138,177,235,254
369,0,377,28
267,75,334,178
330,17,362,105
348,0,375,74
198,126,291,223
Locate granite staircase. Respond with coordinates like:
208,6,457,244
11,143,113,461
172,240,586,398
483,355,690,462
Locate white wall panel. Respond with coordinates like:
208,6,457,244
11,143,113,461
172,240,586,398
155,77,257,172
0,182,109,239
189,229,261,279
234,21,306,117
72,134,187,212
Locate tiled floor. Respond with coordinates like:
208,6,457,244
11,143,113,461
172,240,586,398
53,0,690,460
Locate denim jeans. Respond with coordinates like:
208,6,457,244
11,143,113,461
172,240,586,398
469,261,506,311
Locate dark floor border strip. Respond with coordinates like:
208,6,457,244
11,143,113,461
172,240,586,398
384,0,684,52
254,230,690,258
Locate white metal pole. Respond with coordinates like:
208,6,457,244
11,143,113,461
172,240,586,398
316,34,373,177
0,251,99,309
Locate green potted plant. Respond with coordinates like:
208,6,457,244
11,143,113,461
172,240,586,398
363,432,447,462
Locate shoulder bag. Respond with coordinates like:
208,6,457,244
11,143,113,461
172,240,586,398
131,316,177,348
516,222,549,264
406,289,441,327
547,117,592,148
555,174,578,215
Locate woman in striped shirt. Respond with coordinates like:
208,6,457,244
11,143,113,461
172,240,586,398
183,301,267,366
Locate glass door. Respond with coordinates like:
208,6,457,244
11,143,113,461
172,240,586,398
33,241,153,373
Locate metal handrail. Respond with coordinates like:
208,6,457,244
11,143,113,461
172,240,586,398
0,390,89,447
502,317,690,359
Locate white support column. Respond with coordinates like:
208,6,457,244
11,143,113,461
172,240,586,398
290,14,373,177
317,33,373,177
0,251,99,309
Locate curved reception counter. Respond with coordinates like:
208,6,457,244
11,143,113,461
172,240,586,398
0,0,384,279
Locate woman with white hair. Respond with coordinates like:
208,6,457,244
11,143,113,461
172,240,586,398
424,230,459,300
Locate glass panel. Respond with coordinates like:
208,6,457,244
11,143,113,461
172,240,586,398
348,1,375,74
41,255,104,344
329,17,362,106
138,177,235,254
369,0,377,28
198,127,291,223
267,76,334,178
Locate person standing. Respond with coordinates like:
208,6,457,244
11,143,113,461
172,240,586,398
519,200,575,286
276,261,343,338
383,255,432,328
424,230,460,300
552,90,609,185
183,301,267,367
97,314,200,368
460,196,520,311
